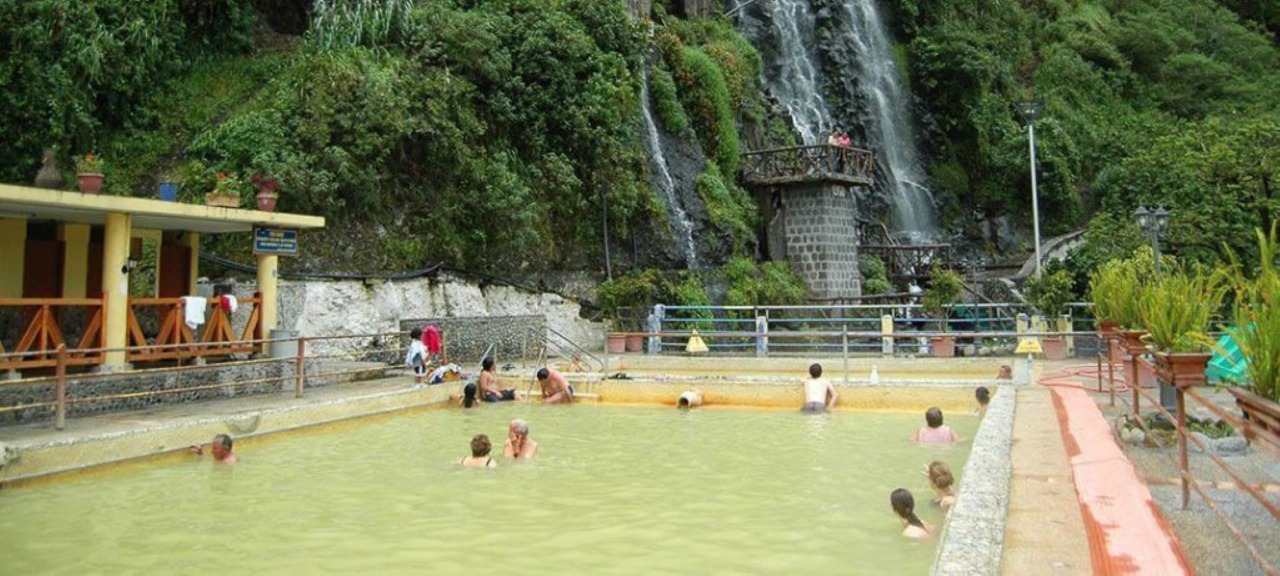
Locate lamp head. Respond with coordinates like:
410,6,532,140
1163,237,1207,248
121,257,139,275
1133,206,1151,230
1016,101,1043,125
1153,206,1170,232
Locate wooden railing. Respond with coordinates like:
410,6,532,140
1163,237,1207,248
739,144,875,186
859,243,953,283
0,298,105,371
127,295,262,363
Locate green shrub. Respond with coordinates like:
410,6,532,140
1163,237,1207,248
695,164,755,248
649,65,689,134
1023,269,1075,319
722,257,807,306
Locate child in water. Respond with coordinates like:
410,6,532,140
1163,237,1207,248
925,461,956,509
911,407,960,444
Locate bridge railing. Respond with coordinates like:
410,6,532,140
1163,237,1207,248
739,144,875,186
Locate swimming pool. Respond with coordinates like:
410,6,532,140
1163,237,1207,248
0,403,978,574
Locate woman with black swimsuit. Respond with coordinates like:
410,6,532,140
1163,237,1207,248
460,434,498,469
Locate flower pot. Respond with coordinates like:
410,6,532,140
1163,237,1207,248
606,333,626,354
625,334,644,352
1042,336,1068,360
77,173,104,194
1152,351,1210,389
1227,386,1280,447
1120,330,1149,356
205,191,240,208
930,335,956,358
159,182,179,202
1098,320,1121,334
256,192,278,212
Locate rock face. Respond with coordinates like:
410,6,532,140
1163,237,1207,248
276,273,604,353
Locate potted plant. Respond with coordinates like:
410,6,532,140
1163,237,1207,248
1137,264,1225,388
1090,248,1161,362
597,271,661,355
75,152,104,194
923,264,964,358
205,172,243,208
1024,268,1075,360
251,173,280,212
1223,226,1280,444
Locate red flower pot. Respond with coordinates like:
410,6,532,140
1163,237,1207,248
77,173,104,194
1042,336,1068,360
1153,351,1210,389
930,335,956,358
606,334,626,354
256,192,278,212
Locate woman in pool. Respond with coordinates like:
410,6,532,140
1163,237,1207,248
925,461,956,509
460,383,479,408
891,488,931,539
911,407,960,444
460,434,498,469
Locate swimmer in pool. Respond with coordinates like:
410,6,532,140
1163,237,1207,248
460,434,498,469
925,461,956,509
189,433,238,465
975,386,990,417
801,363,838,413
461,382,479,408
503,419,538,460
911,407,960,444
478,357,516,402
891,488,932,538
537,367,573,404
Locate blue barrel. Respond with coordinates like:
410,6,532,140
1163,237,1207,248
159,182,178,201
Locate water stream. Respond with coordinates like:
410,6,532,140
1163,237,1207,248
640,66,699,268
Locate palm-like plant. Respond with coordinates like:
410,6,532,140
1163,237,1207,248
1137,263,1226,353
1225,226,1280,402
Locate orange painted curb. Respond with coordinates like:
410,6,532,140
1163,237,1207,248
1050,386,1192,575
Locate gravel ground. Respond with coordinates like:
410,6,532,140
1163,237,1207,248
1098,390,1280,575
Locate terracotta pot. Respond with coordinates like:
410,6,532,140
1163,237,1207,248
1042,336,1068,360
1098,320,1121,334
1153,351,1210,389
606,334,626,354
256,192,278,212
625,334,644,352
77,173,104,194
1120,330,1149,355
930,335,955,358
1228,386,1280,446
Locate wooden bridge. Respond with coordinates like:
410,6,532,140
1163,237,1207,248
739,144,875,186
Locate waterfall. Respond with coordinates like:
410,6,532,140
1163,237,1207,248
838,0,937,240
640,67,699,268
760,0,831,145
738,0,938,240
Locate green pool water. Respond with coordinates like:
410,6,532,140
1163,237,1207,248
0,404,979,574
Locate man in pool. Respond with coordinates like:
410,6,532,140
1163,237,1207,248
537,367,573,404
975,386,991,416
478,357,516,402
189,433,238,465
503,418,538,459
801,363,838,413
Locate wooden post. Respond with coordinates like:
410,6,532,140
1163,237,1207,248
1177,385,1189,510
54,344,67,430
1107,338,1116,407
295,336,306,398
1130,353,1140,418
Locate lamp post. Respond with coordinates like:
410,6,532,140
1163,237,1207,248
1017,101,1044,277
1133,206,1170,276
1135,205,1174,414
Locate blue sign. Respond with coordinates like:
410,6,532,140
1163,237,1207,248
253,227,298,256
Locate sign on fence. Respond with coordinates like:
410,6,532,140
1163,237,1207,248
253,227,298,256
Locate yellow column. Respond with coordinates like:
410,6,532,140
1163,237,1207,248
184,232,200,294
256,253,278,353
103,212,132,368
0,219,26,298
61,224,91,298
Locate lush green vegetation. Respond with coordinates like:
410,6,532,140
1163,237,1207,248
888,0,1279,264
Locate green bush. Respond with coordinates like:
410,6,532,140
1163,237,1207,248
649,65,689,134
695,164,756,249
722,257,807,307
1023,269,1076,319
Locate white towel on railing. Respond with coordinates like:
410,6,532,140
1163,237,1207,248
183,296,207,330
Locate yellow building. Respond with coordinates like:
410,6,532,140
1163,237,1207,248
0,183,324,372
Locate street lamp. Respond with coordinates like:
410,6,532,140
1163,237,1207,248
1133,206,1171,276
1135,205,1174,414
1017,101,1044,277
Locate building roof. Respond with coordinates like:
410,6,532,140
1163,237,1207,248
0,184,325,233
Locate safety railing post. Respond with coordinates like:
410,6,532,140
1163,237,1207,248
755,316,768,358
295,336,306,398
880,314,893,357
842,327,849,384
1177,384,1189,509
648,305,664,355
54,344,67,430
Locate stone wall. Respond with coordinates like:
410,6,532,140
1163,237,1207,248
781,183,862,299
398,315,546,365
